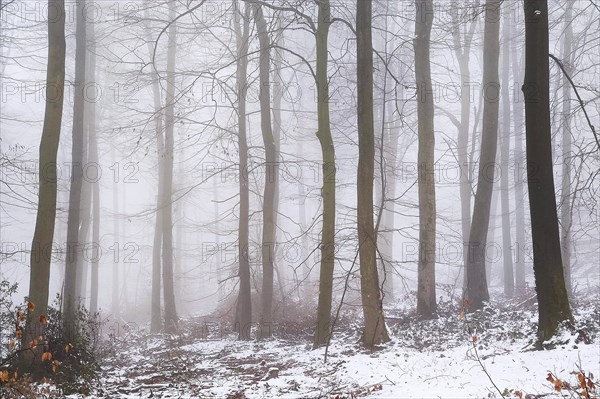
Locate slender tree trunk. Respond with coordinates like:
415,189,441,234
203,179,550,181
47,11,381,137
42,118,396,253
111,147,120,318
88,25,100,314
76,122,91,303
162,0,178,332
314,0,337,348
357,0,389,348
511,22,527,293
559,2,574,297
486,183,499,285
522,0,572,342
450,3,476,288
25,0,66,347
233,0,252,340
254,4,277,340
500,7,514,297
297,143,311,298
272,17,284,300
145,9,165,333
465,0,500,311
64,0,87,327
414,0,437,318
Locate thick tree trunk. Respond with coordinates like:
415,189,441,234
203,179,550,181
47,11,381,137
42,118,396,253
234,0,252,340
465,0,500,311
254,4,277,340
414,0,437,318
25,0,66,346
357,0,389,348
500,7,514,297
313,0,337,348
63,0,87,327
161,0,178,332
559,2,573,297
522,0,572,342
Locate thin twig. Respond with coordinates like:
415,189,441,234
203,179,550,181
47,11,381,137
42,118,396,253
549,53,600,153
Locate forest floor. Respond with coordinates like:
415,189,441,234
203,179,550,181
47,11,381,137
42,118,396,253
30,294,600,398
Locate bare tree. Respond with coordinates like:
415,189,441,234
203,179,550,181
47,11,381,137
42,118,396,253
314,0,337,348
161,0,178,332
522,0,572,342
64,0,87,326
559,2,574,296
88,22,100,314
25,0,66,343
234,0,252,340
465,0,500,310
414,0,437,318
500,3,514,297
254,4,277,340
357,0,390,347
510,11,527,293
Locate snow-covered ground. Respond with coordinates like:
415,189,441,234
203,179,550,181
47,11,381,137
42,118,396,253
84,298,599,399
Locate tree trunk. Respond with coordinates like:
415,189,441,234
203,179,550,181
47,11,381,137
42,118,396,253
254,4,277,340
450,2,476,288
111,147,120,318
161,0,178,332
25,0,66,346
234,0,252,340
272,17,284,300
356,0,390,348
63,0,87,327
500,6,514,297
314,0,337,348
76,117,91,303
144,7,165,333
511,21,527,293
88,24,100,314
559,2,574,297
522,0,572,342
414,0,437,318
465,0,500,311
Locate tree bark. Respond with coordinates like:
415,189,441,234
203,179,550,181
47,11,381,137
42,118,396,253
111,147,120,318
63,0,87,327
511,20,527,293
254,4,277,340
414,0,437,318
25,0,66,345
161,0,178,332
559,2,574,297
314,0,337,348
500,6,514,297
465,0,500,311
450,2,476,288
357,0,390,347
88,24,100,314
234,0,252,340
144,7,165,333
522,0,572,342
